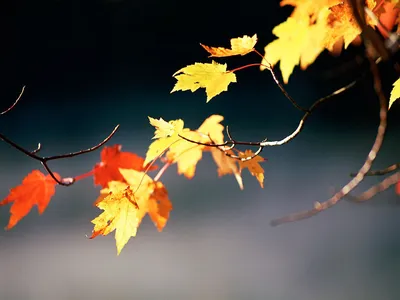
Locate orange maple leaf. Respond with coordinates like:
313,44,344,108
91,168,172,254
94,144,157,188
200,34,258,57
396,181,400,196
0,170,60,229
238,150,266,188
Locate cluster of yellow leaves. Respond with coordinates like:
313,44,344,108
171,1,400,109
261,0,378,83
91,115,265,255
144,114,265,188
171,34,257,102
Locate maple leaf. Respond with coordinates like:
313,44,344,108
171,60,237,102
148,117,180,139
200,34,258,57
167,115,225,178
389,77,400,109
145,115,225,179
94,144,156,188
396,181,400,195
0,170,60,229
196,114,225,145
281,0,340,21
238,150,266,188
260,7,330,83
324,0,377,50
91,168,172,255
144,117,185,166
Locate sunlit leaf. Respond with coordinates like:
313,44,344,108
94,145,156,188
200,34,257,57
91,168,172,255
171,61,237,102
0,170,60,229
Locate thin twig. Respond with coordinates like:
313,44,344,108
350,163,400,176
270,51,388,226
1,86,25,115
254,49,310,113
0,125,120,186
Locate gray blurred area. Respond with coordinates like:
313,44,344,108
0,85,400,300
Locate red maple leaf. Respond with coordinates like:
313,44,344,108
93,144,157,188
396,181,400,196
0,170,60,229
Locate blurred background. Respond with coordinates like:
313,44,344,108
1,0,400,299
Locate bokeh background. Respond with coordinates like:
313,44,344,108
1,0,400,299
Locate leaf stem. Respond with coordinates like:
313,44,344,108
74,169,95,182
154,162,171,182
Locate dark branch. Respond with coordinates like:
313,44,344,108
0,125,120,186
254,49,310,113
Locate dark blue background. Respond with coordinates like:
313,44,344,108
0,1,400,299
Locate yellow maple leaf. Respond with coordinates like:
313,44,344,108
166,115,225,179
91,169,172,255
148,117,181,139
145,115,225,179
324,0,377,50
171,61,237,102
389,77,400,109
238,150,265,188
260,7,329,83
281,0,340,21
196,114,225,145
90,183,141,255
200,34,258,57
166,130,204,179
144,117,184,166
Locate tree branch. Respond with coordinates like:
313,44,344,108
350,163,400,176
178,77,358,161
270,48,388,226
347,171,400,202
254,49,310,113
0,126,120,186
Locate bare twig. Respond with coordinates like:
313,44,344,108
350,163,400,176
0,125,120,186
1,86,25,115
270,49,388,226
254,49,310,113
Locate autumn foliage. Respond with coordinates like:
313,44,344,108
1,0,400,254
